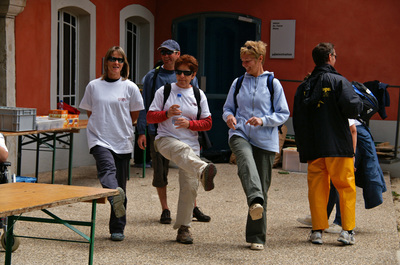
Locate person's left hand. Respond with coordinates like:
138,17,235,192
174,117,189,129
245,117,263,127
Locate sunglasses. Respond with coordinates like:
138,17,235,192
160,50,176,56
175,70,193,76
108,57,124,63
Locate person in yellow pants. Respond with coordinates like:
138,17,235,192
307,157,356,232
293,42,362,245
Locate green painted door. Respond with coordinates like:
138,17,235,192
173,13,261,161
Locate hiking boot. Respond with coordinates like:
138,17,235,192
309,230,323,244
112,187,126,218
160,209,172,224
249,203,263,220
111,233,125,241
176,225,193,244
193,206,211,222
200,163,217,191
338,230,355,245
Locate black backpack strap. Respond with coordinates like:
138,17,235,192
163,83,172,107
151,65,162,101
193,86,201,120
267,74,275,112
163,84,202,120
233,75,244,112
234,74,274,110
266,74,283,133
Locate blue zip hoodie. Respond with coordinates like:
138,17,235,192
222,71,290,153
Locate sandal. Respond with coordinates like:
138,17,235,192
250,243,264,250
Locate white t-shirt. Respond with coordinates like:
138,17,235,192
79,78,144,154
0,133,8,152
149,83,211,155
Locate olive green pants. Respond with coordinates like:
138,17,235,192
229,135,275,244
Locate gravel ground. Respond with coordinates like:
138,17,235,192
1,164,399,265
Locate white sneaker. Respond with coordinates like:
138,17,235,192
250,243,264,250
249,203,263,220
325,223,342,234
309,230,323,244
337,230,355,245
297,215,312,226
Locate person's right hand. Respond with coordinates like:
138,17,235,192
167,104,182,118
138,134,146,150
226,114,237,130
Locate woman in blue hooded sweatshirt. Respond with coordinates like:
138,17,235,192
223,40,289,251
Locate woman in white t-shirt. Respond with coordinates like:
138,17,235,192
147,54,217,244
79,46,144,242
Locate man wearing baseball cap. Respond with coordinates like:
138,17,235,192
137,40,211,226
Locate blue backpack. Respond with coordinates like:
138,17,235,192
234,74,275,112
233,74,282,131
352,81,379,124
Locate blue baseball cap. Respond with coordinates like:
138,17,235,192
157,39,180,51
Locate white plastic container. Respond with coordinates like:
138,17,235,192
36,116,64,130
0,106,36,131
282,147,308,173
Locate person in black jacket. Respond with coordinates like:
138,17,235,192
293,43,362,245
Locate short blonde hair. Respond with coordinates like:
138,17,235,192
240,40,267,64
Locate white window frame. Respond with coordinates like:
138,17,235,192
125,20,139,82
57,10,78,106
50,0,96,109
120,5,154,84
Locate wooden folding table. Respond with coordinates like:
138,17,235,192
1,120,88,185
0,182,118,265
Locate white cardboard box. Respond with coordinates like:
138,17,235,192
282,147,308,173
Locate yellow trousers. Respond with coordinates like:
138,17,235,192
307,157,356,231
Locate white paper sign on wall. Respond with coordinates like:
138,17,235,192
270,20,296,59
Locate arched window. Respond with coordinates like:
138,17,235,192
57,11,77,106
126,21,138,82
50,0,96,109
120,5,154,84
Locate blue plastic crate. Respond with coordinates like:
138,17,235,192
15,176,37,183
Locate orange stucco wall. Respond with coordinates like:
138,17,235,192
15,0,155,115
154,0,400,121
14,0,400,120
15,0,52,115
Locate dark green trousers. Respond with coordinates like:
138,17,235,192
229,135,275,244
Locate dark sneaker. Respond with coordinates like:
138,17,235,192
112,187,126,218
176,225,193,244
338,230,355,245
309,230,323,244
111,233,125,241
201,163,217,191
193,206,211,222
160,209,172,224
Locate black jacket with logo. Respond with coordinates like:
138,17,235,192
293,64,363,163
